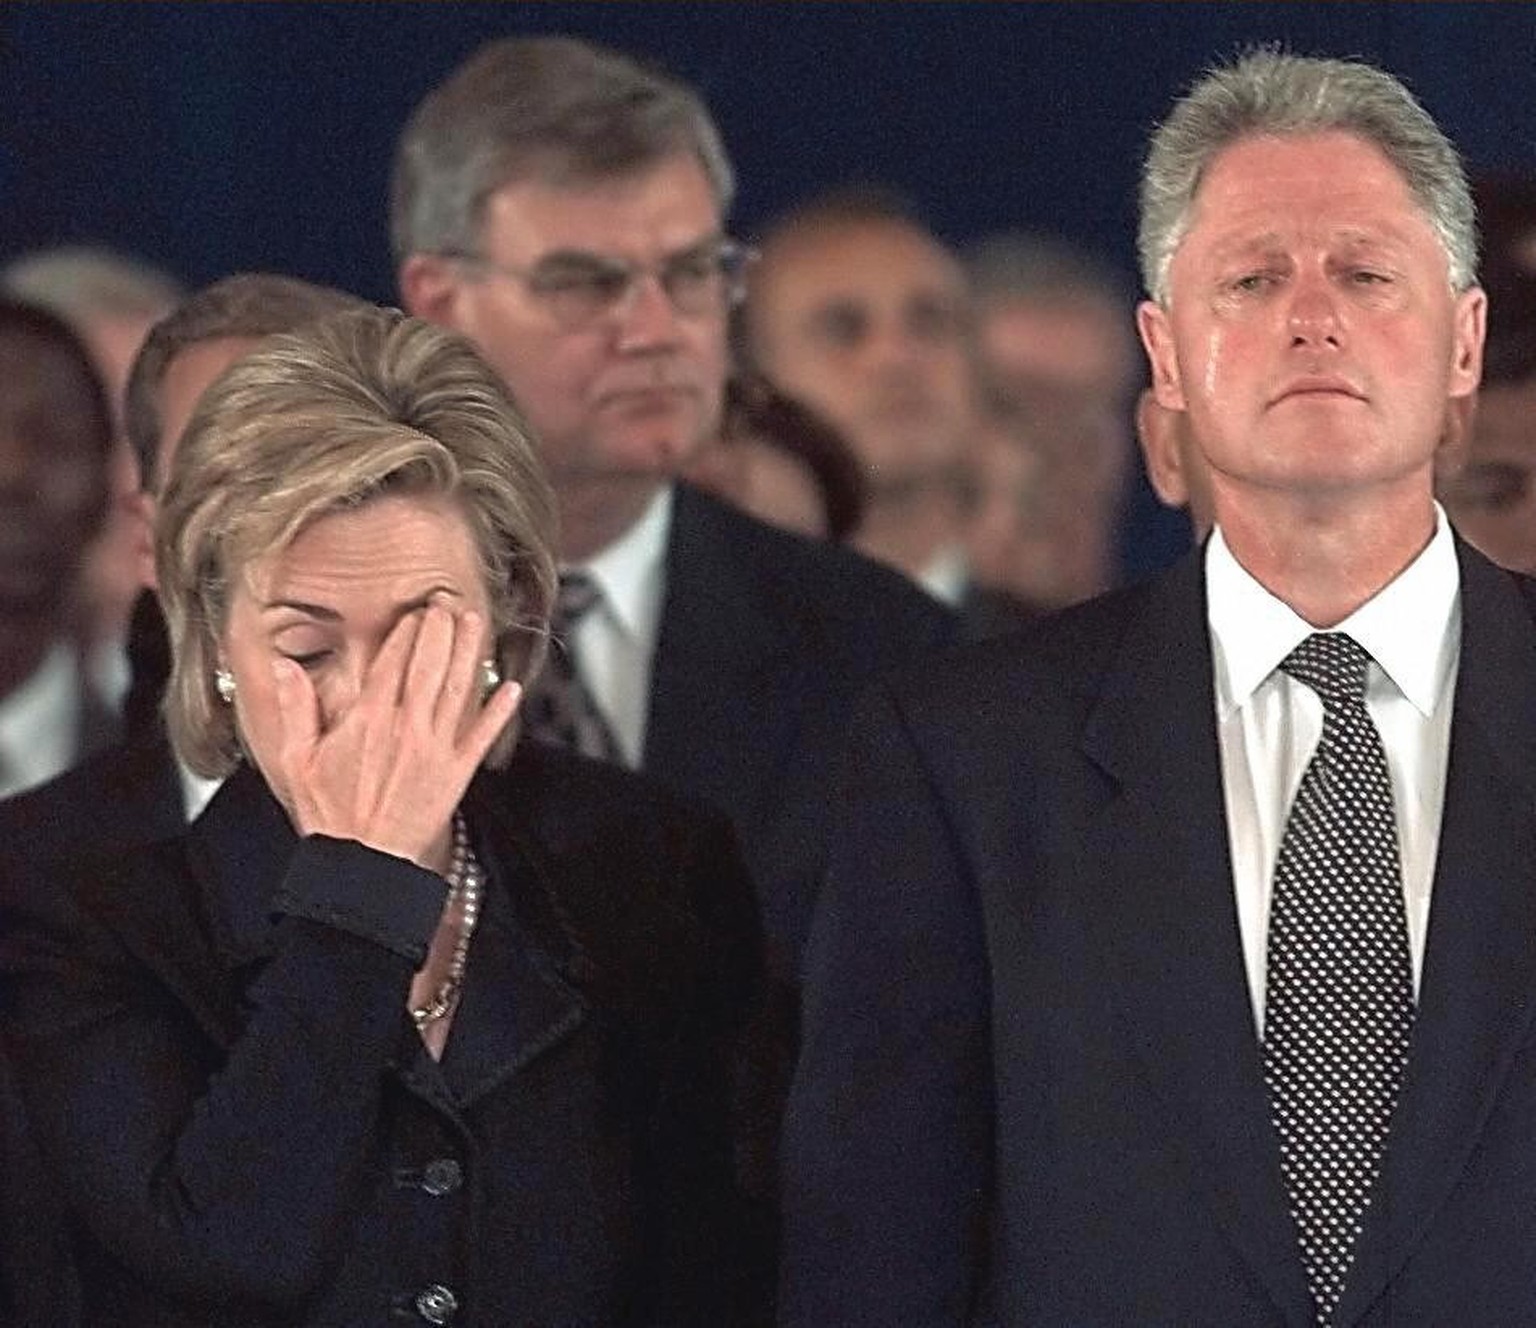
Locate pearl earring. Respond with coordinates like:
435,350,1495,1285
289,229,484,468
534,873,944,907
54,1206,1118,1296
214,668,236,703
480,659,501,696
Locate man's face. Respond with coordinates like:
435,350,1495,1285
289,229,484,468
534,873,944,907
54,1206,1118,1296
409,154,729,489
978,297,1133,400
131,335,264,592
1439,376,1536,573
0,343,106,619
156,336,264,490
1139,132,1484,514
748,219,973,488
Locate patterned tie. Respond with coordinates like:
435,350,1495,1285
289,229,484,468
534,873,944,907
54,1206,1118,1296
1262,632,1415,1325
521,571,623,763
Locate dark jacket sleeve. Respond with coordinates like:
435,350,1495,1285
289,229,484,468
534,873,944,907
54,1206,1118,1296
779,678,993,1326
644,807,780,1327
0,836,444,1313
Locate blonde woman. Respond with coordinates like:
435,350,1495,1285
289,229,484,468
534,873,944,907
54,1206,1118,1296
2,308,769,1326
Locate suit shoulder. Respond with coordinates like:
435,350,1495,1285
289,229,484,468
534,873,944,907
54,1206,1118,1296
0,732,183,874
883,575,1157,719
492,739,738,856
671,484,956,649
486,742,760,996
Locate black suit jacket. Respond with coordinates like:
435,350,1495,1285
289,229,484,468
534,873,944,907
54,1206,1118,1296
3,742,771,1326
645,485,956,969
0,686,168,1328
0,725,185,876
783,539,1536,1325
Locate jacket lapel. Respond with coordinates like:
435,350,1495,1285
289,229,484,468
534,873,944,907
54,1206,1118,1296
84,765,592,1090
642,485,799,815
1082,552,1316,1325
1335,545,1536,1324
433,778,587,1108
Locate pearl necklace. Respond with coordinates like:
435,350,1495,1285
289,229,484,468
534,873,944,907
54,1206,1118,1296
409,812,484,1030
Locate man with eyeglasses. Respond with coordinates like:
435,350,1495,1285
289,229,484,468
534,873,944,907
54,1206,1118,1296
394,36,954,972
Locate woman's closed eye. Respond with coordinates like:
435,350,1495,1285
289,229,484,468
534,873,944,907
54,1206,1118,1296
278,647,332,670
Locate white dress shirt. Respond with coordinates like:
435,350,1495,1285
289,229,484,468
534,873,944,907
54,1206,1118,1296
1206,509,1460,1032
563,485,672,769
0,642,94,799
917,543,971,607
178,763,224,822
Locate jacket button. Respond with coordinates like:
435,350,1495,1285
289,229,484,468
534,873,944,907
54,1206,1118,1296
421,1157,463,1196
415,1284,458,1324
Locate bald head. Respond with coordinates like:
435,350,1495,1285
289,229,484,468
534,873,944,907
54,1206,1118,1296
744,194,974,493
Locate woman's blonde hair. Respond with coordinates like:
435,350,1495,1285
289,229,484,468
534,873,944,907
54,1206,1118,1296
157,305,557,776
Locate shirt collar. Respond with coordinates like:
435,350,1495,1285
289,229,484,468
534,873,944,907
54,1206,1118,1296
916,543,971,606
1207,503,1460,719
569,483,672,642
0,641,79,793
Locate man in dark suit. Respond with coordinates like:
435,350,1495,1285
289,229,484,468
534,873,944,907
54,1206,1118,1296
781,53,1534,1325
395,37,954,971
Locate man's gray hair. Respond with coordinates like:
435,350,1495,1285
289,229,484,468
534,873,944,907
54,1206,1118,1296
0,245,182,326
391,35,734,265
1139,49,1478,305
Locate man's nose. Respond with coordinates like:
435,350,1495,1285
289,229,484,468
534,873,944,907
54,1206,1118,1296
613,271,685,351
1287,278,1342,349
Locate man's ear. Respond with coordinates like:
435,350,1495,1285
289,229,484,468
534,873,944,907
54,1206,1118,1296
398,253,464,329
1137,299,1186,411
129,491,158,591
1135,388,1190,509
1448,284,1487,400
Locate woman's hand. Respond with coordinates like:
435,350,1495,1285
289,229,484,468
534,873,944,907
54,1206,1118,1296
271,601,519,869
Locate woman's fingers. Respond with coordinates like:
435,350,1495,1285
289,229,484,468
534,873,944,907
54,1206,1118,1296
433,609,487,734
362,606,425,711
458,680,522,770
402,600,455,719
273,657,321,768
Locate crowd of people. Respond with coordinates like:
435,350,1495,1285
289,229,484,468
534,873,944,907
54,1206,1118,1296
2,31,1536,1328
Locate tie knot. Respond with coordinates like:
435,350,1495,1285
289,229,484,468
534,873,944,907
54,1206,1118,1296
1279,631,1371,708
555,570,604,630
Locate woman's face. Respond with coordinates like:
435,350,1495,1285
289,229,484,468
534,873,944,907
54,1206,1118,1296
218,492,493,814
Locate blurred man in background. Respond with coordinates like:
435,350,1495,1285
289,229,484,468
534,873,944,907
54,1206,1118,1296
742,189,977,605
1438,290,1536,574
963,230,1140,610
2,247,183,706
0,300,116,800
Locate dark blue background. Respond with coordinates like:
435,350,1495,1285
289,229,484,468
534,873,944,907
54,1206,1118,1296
2,2,1531,571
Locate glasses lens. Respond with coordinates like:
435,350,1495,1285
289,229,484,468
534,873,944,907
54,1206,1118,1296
529,263,632,328
719,241,757,306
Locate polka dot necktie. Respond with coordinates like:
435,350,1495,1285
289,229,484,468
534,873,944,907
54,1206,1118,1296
521,571,623,763
1263,632,1415,1326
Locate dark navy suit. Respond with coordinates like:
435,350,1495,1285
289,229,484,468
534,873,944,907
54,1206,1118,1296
783,539,1536,1325
646,484,956,971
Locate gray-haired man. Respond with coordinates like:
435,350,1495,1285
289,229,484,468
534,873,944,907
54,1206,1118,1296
783,51,1536,1326
394,37,953,970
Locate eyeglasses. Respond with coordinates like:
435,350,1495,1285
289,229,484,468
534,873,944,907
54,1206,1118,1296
443,237,757,330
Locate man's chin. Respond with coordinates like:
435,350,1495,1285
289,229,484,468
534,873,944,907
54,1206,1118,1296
601,430,711,478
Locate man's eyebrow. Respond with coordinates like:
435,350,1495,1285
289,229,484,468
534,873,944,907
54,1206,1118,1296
533,231,727,268
1207,232,1286,262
